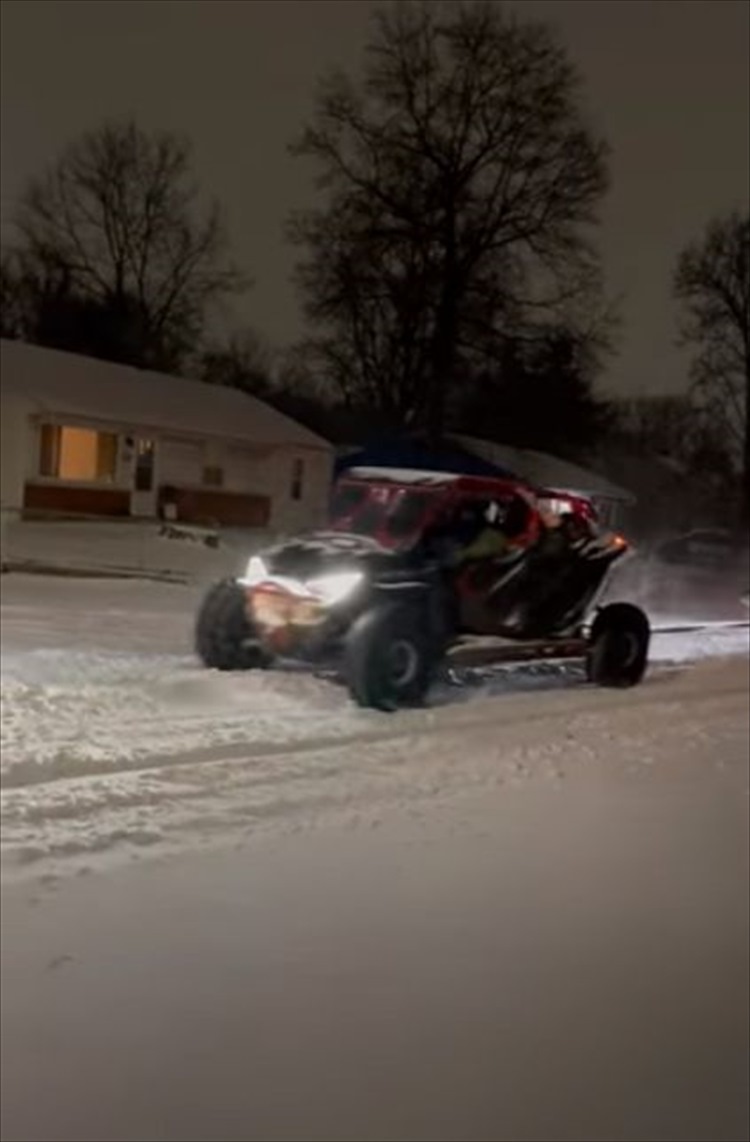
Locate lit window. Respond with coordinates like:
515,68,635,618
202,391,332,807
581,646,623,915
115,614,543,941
39,425,118,482
291,458,304,501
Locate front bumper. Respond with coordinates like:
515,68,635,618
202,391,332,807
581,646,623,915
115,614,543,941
244,583,340,659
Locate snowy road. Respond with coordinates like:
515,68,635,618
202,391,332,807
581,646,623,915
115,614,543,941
1,573,749,1141
1,573,748,878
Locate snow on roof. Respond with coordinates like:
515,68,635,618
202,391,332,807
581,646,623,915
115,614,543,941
0,339,330,452
452,435,634,503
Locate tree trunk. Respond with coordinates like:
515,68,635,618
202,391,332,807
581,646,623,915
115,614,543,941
427,311,456,448
426,217,459,449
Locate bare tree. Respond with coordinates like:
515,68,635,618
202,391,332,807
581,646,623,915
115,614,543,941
457,327,615,456
617,395,735,485
289,0,609,438
200,328,274,396
674,211,749,521
4,118,246,369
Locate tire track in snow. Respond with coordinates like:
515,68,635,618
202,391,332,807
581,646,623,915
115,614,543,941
2,660,746,879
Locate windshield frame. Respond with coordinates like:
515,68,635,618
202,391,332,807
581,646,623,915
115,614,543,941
329,480,441,550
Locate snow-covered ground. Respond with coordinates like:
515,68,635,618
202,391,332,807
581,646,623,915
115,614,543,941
1,666,748,1142
1,518,270,582
1,571,748,1141
0,571,747,879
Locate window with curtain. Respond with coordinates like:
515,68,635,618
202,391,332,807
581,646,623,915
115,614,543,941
39,425,118,482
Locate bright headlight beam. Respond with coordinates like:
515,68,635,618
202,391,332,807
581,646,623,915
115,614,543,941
305,571,364,606
241,555,268,586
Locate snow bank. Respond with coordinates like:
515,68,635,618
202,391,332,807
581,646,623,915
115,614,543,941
649,620,750,662
1,519,270,583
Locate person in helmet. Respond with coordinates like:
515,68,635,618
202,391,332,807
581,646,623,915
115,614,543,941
454,495,533,565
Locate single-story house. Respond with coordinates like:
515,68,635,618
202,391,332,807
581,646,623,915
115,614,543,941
0,339,333,532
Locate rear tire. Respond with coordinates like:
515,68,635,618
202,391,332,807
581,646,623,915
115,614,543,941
586,602,650,688
195,579,270,671
345,604,437,712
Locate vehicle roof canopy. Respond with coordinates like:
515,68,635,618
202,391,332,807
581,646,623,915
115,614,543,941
342,466,533,499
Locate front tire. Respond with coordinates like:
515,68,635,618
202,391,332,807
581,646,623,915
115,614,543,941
194,579,270,671
586,602,650,688
345,604,437,712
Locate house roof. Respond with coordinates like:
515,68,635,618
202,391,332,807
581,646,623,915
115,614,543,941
452,435,634,504
335,438,515,480
0,339,330,452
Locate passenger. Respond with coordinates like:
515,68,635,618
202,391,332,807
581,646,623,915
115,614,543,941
499,507,568,631
530,512,564,564
455,498,535,566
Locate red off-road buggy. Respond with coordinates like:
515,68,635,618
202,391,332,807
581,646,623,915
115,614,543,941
195,467,650,711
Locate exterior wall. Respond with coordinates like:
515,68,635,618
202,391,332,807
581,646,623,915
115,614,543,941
159,437,203,487
24,483,131,517
194,442,333,534
265,449,334,535
0,392,30,516
223,444,275,494
8,406,333,532
159,488,270,528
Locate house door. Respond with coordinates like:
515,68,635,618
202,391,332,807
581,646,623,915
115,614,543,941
130,438,158,517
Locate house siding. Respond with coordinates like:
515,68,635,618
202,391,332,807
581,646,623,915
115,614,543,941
159,436,204,488
1,342,335,532
0,392,29,515
24,483,131,517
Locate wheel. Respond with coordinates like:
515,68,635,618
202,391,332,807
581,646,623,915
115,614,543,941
344,604,437,712
586,602,650,688
194,579,270,671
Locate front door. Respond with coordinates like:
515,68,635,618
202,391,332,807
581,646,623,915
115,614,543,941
130,438,158,517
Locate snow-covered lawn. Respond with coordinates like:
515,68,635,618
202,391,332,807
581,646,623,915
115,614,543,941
1,518,267,582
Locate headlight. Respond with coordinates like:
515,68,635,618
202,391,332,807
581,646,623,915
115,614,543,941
305,570,363,606
242,555,268,585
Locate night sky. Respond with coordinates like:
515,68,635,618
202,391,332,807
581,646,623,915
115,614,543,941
1,0,748,398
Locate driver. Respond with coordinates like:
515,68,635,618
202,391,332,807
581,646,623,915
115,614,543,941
421,499,494,566
456,500,512,564
452,496,534,566
422,494,533,568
